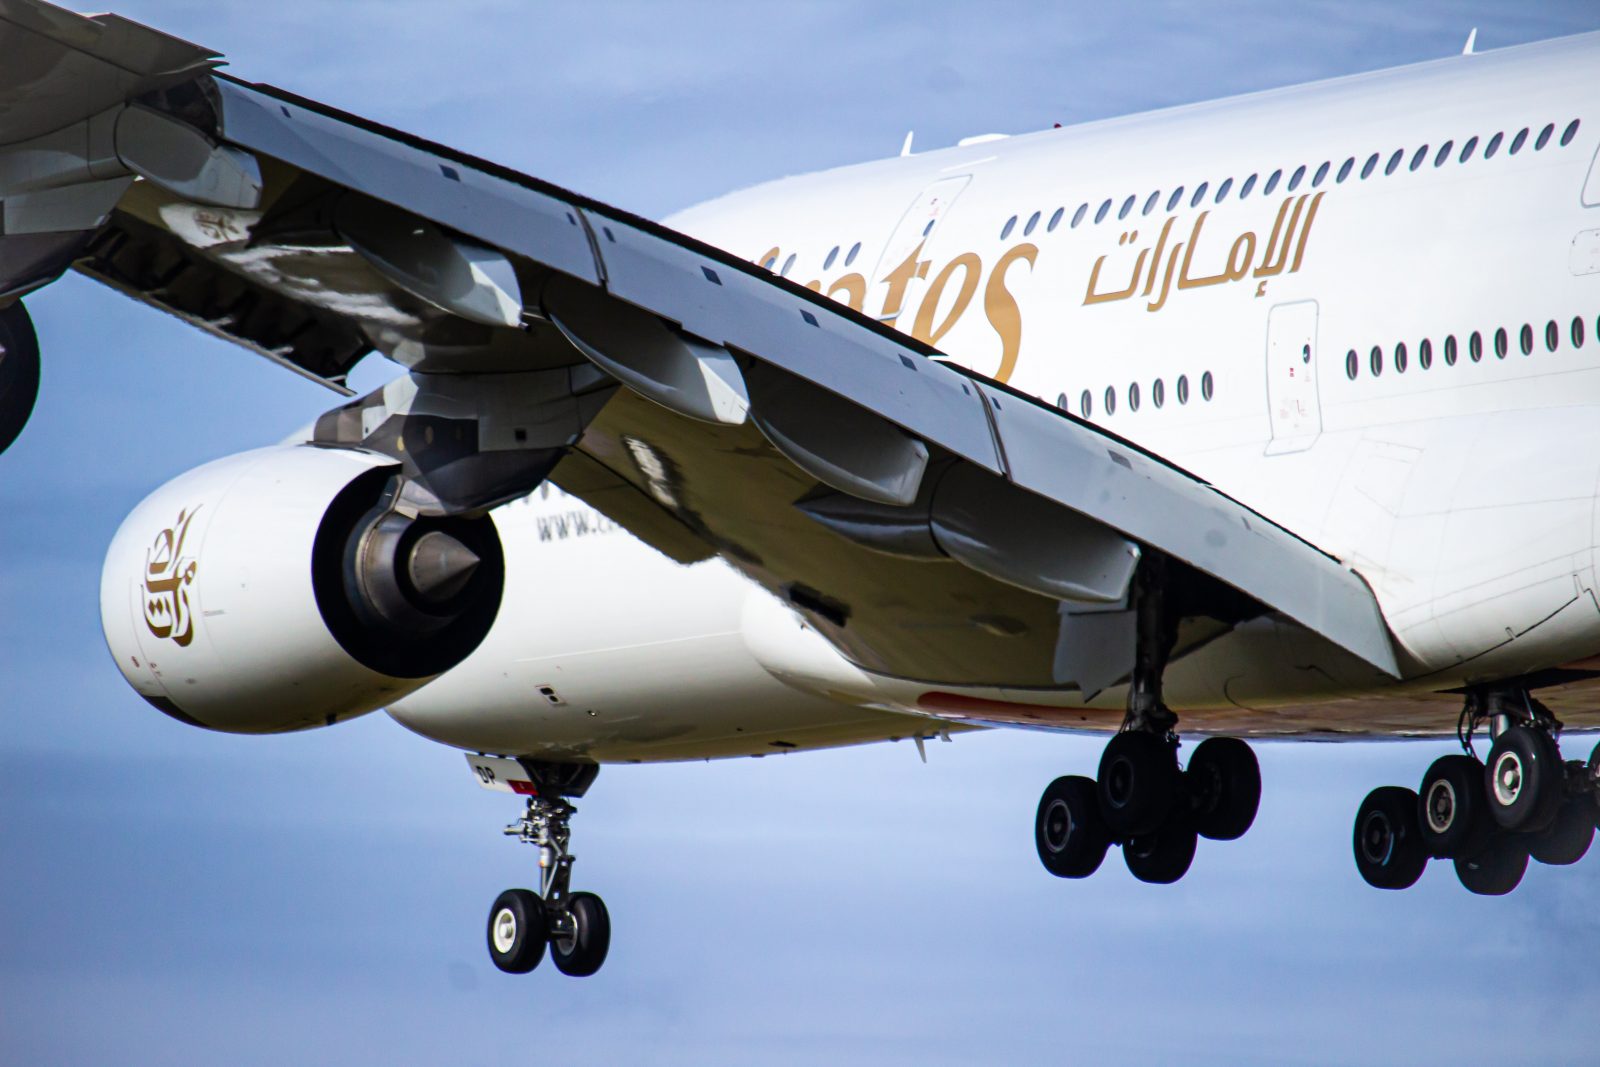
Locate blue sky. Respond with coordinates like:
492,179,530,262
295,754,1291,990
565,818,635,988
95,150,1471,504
4,2,1600,1064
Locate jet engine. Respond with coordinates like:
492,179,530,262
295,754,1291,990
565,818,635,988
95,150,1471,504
100,444,504,733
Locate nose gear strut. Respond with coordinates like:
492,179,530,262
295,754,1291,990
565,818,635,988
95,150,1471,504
480,760,611,977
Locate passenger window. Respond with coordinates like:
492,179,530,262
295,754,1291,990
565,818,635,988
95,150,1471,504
1345,350,1359,379
1419,338,1433,369
761,252,778,270
1561,119,1580,147
1434,141,1453,166
1104,386,1117,415
1385,149,1404,175
1288,166,1306,191
1313,161,1330,186
1142,191,1160,216
1510,128,1528,154
1444,334,1458,365
1484,132,1504,158
781,253,797,276
1394,341,1408,373
1214,178,1234,203
1336,158,1354,182
1057,392,1069,410
1048,207,1065,232
1095,199,1112,223
846,242,862,266
1166,187,1185,211
1263,170,1282,195
1459,136,1478,162
1520,324,1533,354
1128,382,1141,411
1001,216,1017,239
1240,174,1258,198
1118,195,1136,219
823,246,840,270
1370,345,1384,376
1535,123,1554,150
1024,211,1041,235
1360,153,1378,179
1072,203,1089,227
1573,315,1586,348
1469,331,1483,362
1177,375,1190,404
1546,320,1558,351
1080,389,1093,418
1152,379,1165,408
1410,145,1429,171
1191,183,1210,207
1200,371,1215,401
1494,328,1508,358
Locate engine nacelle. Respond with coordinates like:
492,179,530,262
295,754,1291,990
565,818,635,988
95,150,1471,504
100,444,504,733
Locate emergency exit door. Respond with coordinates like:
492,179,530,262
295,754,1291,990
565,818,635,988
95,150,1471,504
1265,300,1322,454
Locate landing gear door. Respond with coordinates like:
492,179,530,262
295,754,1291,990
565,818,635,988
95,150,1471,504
1265,299,1322,455
868,175,971,327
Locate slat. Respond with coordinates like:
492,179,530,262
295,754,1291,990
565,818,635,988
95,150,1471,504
211,79,602,287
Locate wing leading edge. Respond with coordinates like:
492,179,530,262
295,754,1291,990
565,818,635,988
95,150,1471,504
0,1,1400,690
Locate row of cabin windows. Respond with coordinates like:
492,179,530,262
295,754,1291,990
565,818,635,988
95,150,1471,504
760,241,864,277
1347,316,1596,380
1057,370,1215,420
1000,118,1582,241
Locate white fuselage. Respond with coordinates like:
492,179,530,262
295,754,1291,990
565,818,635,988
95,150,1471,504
389,32,1600,761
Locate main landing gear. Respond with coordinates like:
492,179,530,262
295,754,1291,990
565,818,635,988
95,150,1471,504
1033,556,1263,884
486,762,611,977
1353,686,1600,895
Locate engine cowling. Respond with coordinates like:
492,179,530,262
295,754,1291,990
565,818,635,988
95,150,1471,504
100,444,504,733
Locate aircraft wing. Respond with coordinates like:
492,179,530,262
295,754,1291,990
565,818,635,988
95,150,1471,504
0,1,1399,696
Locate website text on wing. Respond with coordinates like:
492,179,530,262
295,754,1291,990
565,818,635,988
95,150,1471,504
3,0,1599,976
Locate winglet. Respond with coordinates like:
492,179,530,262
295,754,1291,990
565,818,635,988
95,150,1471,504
1462,27,1477,55
900,131,914,157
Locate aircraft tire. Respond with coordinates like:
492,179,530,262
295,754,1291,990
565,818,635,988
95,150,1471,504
0,300,40,458
487,888,547,974
1416,755,1492,859
1097,731,1179,837
1035,775,1110,878
1528,798,1594,866
1186,737,1260,841
1123,815,1197,885
1352,786,1428,890
1484,726,1563,833
1454,835,1529,896
550,892,610,977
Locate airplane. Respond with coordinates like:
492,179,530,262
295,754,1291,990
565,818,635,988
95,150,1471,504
2,0,1599,979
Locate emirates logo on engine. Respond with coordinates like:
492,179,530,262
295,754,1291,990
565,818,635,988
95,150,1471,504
143,507,200,647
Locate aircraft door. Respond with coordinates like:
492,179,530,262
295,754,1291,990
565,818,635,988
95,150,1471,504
1265,299,1321,454
868,175,971,328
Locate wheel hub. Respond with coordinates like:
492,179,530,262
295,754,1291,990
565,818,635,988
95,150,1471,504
491,907,518,954
1425,779,1457,833
1105,758,1136,810
1493,751,1524,806
1042,798,1073,853
1361,810,1395,865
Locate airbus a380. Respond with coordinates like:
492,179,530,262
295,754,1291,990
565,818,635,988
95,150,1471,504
3,1,1599,977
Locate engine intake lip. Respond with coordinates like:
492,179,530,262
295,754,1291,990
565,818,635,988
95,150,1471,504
312,469,504,678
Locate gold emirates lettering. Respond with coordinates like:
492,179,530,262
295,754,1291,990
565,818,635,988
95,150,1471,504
143,507,200,647
767,242,1037,384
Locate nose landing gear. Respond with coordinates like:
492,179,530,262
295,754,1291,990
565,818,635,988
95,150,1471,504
481,760,611,977
1352,686,1600,895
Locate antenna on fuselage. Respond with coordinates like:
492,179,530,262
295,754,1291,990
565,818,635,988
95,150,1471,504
900,130,915,157
1462,27,1477,55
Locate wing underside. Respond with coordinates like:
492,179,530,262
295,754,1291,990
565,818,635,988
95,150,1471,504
0,0,1401,704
